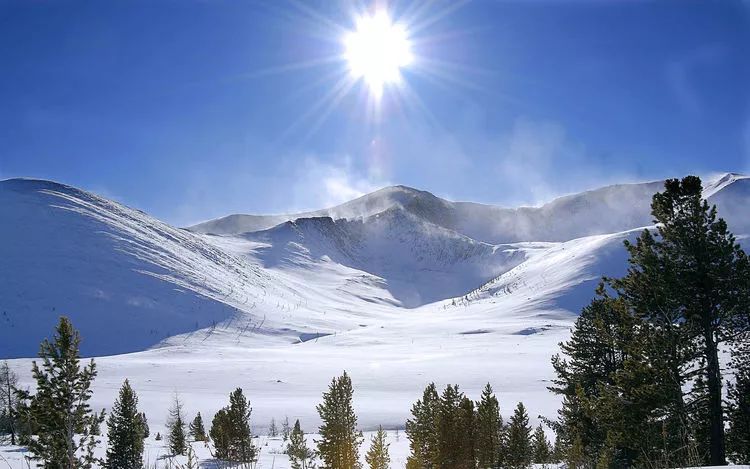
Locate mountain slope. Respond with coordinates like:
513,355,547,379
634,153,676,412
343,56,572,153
188,181,665,243
2,173,748,358
0,179,285,356
243,209,534,307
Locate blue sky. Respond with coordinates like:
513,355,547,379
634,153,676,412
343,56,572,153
1,0,748,225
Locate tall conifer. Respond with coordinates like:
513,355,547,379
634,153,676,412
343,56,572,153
106,380,144,469
316,371,362,469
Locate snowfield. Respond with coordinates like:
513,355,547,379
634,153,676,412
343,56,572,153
1,173,749,468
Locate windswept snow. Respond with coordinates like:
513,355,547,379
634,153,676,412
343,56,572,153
2,173,749,468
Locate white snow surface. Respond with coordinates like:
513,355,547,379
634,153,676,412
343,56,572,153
2,174,750,468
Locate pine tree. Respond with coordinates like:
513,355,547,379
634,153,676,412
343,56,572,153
282,415,292,442
475,383,501,469
139,412,150,438
546,176,750,467
506,403,531,469
646,176,749,464
209,388,256,463
16,316,103,469
269,417,278,437
190,412,207,441
531,425,551,464
365,427,390,469
405,383,440,469
167,394,187,456
105,380,144,469
287,419,315,469
551,430,564,464
316,371,363,469
227,388,255,462
727,339,750,464
210,408,232,459
0,361,19,445
91,409,105,436
436,384,465,469
457,396,476,469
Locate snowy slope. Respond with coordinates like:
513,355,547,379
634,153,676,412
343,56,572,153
2,173,749,463
0,179,402,357
242,209,532,307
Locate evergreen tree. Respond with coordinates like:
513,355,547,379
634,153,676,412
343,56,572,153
642,176,749,464
475,383,501,469
210,408,231,459
316,371,363,469
405,383,440,469
437,384,464,469
551,430,564,464
727,339,750,464
227,388,255,462
287,419,315,469
269,417,278,437
16,316,103,469
531,425,551,464
0,361,19,445
282,415,292,442
365,427,390,469
547,176,750,467
506,403,531,469
457,396,476,469
209,388,256,463
105,380,144,469
190,412,207,442
549,297,627,466
167,394,187,456
139,412,150,438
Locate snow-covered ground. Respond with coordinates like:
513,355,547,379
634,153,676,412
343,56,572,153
2,173,749,468
0,429,413,469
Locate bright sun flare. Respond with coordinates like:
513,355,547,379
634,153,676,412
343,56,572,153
344,10,413,98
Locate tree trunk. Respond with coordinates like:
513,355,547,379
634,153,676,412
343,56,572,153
704,325,727,466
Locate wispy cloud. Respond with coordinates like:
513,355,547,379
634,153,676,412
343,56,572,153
665,45,725,116
289,155,389,211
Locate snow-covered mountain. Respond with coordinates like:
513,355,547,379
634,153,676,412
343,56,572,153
2,173,749,435
2,173,749,357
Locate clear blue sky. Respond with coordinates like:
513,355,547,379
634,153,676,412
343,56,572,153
1,0,748,225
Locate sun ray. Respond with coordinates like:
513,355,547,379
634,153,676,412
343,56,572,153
276,72,355,144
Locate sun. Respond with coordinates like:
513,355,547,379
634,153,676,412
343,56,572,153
344,10,413,98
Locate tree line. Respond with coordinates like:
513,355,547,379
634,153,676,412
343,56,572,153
0,316,552,469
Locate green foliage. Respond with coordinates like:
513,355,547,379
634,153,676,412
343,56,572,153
17,316,104,469
727,339,750,464
209,388,256,463
405,383,439,469
316,371,362,469
406,383,476,469
287,419,316,469
531,425,551,464
189,412,207,442
167,394,187,456
506,403,531,469
139,412,149,439
0,361,20,445
365,427,390,469
475,383,502,469
105,380,144,469
549,176,750,468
